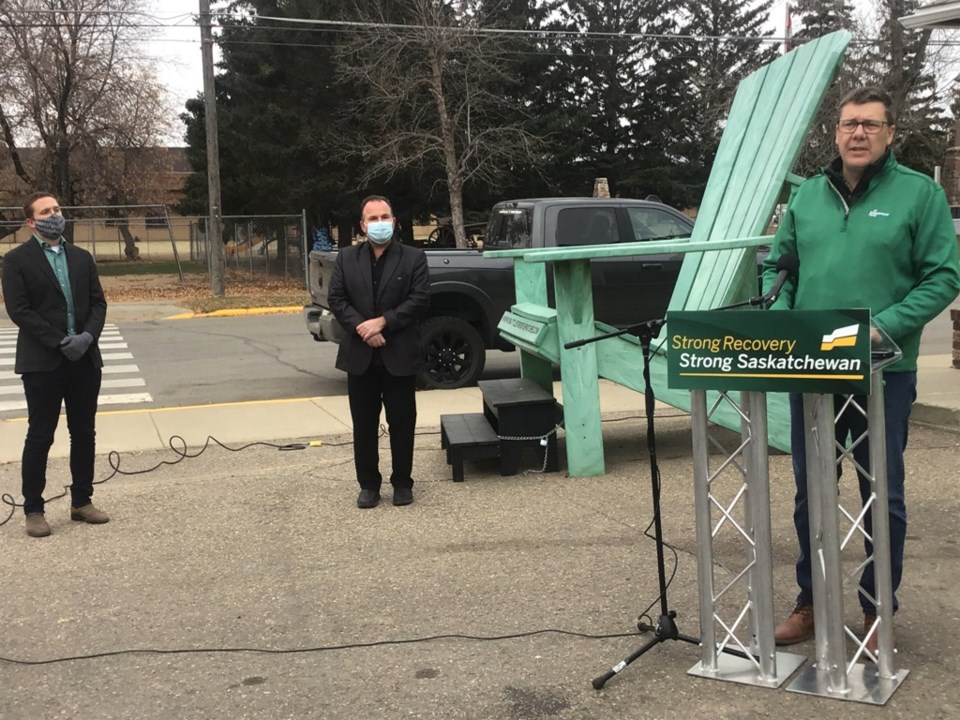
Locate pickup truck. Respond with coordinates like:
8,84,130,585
305,197,698,389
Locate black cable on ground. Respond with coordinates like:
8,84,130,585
0,628,643,667
0,412,674,528
0,413,693,667
0,433,353,528
0,413,686,633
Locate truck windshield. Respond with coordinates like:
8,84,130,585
626,206,693,241
484,208,531,249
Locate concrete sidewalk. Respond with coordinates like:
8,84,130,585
0,299,956,463
0,379,671,464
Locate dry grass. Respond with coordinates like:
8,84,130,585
97,270,308,312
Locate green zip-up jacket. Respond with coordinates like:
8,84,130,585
762,152,960,372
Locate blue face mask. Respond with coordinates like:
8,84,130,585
34,214,66,239
366,221,394,245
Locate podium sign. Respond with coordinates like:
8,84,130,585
667,309,872,394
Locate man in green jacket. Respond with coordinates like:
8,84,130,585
762,86,960,654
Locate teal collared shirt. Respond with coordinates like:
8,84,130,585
34,234,76,335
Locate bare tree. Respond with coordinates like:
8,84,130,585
335,0,545,248
0,0,173,211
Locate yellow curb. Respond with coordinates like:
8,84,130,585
165,306,303,320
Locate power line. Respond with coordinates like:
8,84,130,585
4,5,953,48
6,10,960,53
9,15,959,50
257,14,790,44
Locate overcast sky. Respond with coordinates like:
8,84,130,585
147,0,206,144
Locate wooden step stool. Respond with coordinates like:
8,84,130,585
440,413,501,482
439,378,561,482
478,378,560,476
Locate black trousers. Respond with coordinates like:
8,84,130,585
20,355,102,515
347,365,417,490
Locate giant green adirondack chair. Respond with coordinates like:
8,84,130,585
486,31,852,478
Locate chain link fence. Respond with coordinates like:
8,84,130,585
0,205,309,289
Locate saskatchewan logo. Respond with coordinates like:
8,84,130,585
821,323,859,351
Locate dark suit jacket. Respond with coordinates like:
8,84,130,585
327,241,430,377
1,238,107,373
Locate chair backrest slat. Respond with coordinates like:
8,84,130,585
667,32,851,315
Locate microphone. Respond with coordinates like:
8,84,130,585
755,252,798,307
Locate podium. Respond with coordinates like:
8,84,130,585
668,309,908,704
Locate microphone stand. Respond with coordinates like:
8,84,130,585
569,317,754,689
568,317,701,689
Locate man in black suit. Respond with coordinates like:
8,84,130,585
327,195,430,508
2,192,109,537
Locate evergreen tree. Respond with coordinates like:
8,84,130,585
180,0,434,243
537,0,694,206
464,0,557,208
864,0,947,177
791,0,857,41
789,0,860,176
678,0,778,202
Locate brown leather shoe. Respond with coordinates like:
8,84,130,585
25,513,51,537
863,613,895,657
70,503,110,524
863,613,878,656
775,602,814,645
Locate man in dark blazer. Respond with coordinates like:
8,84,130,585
2,192,109,537
327,195,430,508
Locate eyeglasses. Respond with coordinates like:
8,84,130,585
837,119,888,134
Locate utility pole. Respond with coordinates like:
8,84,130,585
200,0,225,296
784,4,793,55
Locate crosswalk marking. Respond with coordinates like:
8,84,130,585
0,392,154,414
101,378,147,389
0,365,142,380
1,352,133,366
0,324,152,414
101,364,142,375
0,376,145,396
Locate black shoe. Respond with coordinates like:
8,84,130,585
392,487,413,506
357,489,380,508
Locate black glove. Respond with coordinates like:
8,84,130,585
59,332,94,362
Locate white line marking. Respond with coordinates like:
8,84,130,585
0,392,153,414
98,392,153,406
102,364,140,375
2,352,133,367
101,378,147,389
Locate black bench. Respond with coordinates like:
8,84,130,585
439,378,562,482
478,378,560,476
440,413,501,482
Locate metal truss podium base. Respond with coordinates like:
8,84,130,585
787,664,909,705
689,650,807,688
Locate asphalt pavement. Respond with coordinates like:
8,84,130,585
0,300,958,719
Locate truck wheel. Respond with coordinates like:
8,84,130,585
419,316,486,389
